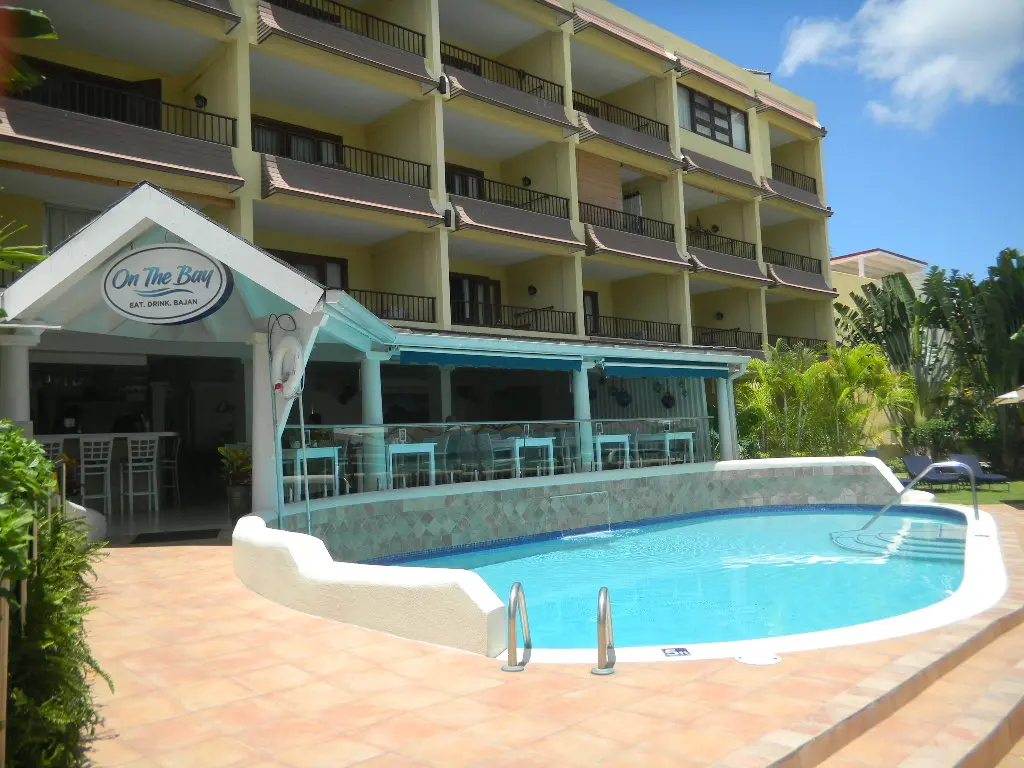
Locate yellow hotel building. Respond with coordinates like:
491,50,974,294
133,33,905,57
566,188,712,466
0,0,839,516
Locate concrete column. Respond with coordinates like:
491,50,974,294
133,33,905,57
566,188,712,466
715,376,734,461
572,364,595,472
250,333,278,519
727,376,740,459
439,366,453,421
0,344,32,430
361,352,388,491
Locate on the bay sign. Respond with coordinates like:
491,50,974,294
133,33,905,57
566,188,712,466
101,244,233,325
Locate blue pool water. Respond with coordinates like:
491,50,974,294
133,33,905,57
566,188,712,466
400,506,966,648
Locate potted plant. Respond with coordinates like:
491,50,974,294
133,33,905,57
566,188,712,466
218,445,252,523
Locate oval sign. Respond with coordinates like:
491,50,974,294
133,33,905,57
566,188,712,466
101,244,233,325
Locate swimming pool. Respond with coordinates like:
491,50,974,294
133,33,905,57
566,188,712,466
400,505,974,653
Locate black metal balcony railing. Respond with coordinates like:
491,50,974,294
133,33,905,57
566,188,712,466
350,289,436,323
771,162,818,195
15,77,237,146
451,301,576,335
572,91,669,142
255,124,431,188
446,172,570,219
586,315,681,344
578,201,674,242
266,0,425,56
440,42,563,105
685,228,757,261
762,246,822,275
693,326,763,349
768,334,829,349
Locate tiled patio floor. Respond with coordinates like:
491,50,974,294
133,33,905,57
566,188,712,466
86,505,1024,768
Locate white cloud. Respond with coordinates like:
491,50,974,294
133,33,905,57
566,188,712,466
778,0,1024,128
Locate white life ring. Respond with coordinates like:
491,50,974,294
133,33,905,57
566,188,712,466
270,334,304,399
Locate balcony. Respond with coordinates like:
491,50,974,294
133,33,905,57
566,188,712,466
586,314,681,344
579,202,673,242
767,334,828,350
259,129,439,221
446,172,581,248
450,301,576,335
350,289,436,324
762,246,821,275
578,201,682,265
686,228,755,261
5,76,240,183
573,91,678,166
258,0,432,84
440,42,569,127
771,163,817,195
693,326,763,350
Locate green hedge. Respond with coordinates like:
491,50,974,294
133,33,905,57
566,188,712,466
1,421,110,767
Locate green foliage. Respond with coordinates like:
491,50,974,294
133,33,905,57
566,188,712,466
0,7,57,94
0,221,48,273
0,421,110,767
736,342,915,458
910,418,956,457
218,444,252,486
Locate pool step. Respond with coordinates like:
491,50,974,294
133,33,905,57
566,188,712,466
816,618,1024,767
830,529,966,562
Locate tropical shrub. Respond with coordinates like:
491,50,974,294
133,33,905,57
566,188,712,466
1,421,109,767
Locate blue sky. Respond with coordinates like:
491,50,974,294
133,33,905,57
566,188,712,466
619,0,1024,277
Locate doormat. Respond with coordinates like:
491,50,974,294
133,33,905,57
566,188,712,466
131,529,222,545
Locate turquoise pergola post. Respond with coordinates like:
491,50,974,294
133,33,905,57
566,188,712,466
573,362,596,471
716,376,735,460
361,352,387,491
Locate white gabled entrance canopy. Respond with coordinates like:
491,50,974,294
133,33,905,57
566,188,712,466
0,182,396,351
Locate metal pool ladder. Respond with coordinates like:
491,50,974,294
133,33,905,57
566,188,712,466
862,460,978,531
501,582,531,672
591,586,616,676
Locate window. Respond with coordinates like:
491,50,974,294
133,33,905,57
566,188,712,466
445,164,484,199
252,117,344,168
449,273,500,326
677,85,749,152
583,290,600,334
621,192,643,218
269,250,347,290
44,204,100,251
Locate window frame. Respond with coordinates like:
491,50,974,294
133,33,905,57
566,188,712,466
678,85,750,153
268,249,349,290
251,116,345,168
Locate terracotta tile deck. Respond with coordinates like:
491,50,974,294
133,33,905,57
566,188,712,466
86,505,1024,768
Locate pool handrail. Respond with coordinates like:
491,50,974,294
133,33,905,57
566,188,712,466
862,460,978,531
591,586,616,676
501,581,532,672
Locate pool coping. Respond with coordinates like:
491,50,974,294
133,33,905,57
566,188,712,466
521,502,1007,663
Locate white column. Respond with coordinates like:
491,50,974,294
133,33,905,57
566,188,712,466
439,366,453,421
361,352,387,491
572,364,595,472
716,377,734,461
250,333,277,519
0,342,33,433
726,376,740,460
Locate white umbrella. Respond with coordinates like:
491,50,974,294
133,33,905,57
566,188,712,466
992,386,1024,406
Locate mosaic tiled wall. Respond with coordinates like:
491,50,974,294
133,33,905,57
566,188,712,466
281,461,901,563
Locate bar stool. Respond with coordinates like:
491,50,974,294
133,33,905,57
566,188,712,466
80,438,113,518
39,437,64,462
160,434,181,507
120,436,160,532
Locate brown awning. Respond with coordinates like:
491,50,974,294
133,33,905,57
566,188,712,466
171,0,240,23
0,99,243,185
532,0,573,21
761,178,831,215
445,71,575,131
675,55,753,99
584,224,687,266
573,6,676,69
688,246,771,283
261,154,441,221
682,150,760,190
755,91,826,136
768,264,837,295
450,195,584,248
577,114,683,168
256,0,434,85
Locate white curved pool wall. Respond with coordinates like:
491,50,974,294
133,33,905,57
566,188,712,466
275,456,910,563
531,502,1006,663
232,515,505,655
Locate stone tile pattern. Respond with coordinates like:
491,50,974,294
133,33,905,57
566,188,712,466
285,464,897,562
85,504,1024,768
